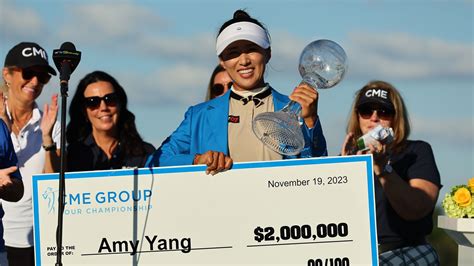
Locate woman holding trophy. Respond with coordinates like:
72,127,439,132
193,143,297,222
147,9,327,174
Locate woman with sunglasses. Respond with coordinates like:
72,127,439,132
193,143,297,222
147,10,327,174
1,42,60,266
205,65,232,100
66,70,155,171
340,80,441,265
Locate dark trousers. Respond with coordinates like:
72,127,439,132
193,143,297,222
5,246,34,266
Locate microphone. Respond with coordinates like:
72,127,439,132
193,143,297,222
53,42,81,82
53,42,82,266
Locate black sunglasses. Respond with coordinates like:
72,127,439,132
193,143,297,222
84,93,119,109
211,82,232,97
16,68,51,84
357,105,394,120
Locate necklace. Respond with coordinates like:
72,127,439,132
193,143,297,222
12,122,22,135
11,111,33,137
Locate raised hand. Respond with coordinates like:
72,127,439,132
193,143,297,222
40,94,58,146
341,132,356,156
0,91,12,131
0,166,23,202
0,166,16,189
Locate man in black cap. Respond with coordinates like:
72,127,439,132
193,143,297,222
1,42,60,266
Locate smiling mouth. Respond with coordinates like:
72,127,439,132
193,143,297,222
22,87,37,93
238,68,253,74
98,115,113,120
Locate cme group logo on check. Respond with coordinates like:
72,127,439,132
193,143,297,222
41,186,153,216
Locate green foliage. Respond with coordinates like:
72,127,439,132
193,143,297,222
442,184,474,218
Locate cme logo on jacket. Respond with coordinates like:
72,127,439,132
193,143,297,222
228,115,240,123
22,47,47,60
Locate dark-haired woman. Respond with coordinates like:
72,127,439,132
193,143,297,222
205,65,232,100
67,71,155,171
147,10,327,174
340,80,441,265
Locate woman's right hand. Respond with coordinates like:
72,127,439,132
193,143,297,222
193,151,233,175
0,166,16,189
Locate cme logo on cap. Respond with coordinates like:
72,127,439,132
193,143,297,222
365,89,388,99
22,47,47,60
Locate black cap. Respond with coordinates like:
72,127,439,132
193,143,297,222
356,88,394,111
4,42,57,76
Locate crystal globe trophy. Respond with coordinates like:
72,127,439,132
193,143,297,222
252,39,348,155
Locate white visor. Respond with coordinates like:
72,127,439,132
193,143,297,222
216,21,270,55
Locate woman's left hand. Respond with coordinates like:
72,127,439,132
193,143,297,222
341,132,356,156
0,91,12,131
40,94,58,145
289,83,318,128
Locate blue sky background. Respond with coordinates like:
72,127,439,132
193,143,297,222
1,0,472,206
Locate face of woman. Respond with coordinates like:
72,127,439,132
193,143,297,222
358,104,394,134
212,71,233,97
2,66,50,103
83,81,119,135
219,40,269,91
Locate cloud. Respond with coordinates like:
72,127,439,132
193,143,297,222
95,29,474,107
218,30,473,84
134,33,216,61
266,31,307,72
114,63,212,106
41,2,473,108
347,31,473,80
410,115,474,149
58,1,164,45
56,1,217,63
0,0,45,41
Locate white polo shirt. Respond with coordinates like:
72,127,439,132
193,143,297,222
1,104,61,247
228,85,282,162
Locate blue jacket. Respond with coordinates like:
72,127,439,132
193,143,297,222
0,119,21,252
147,88,327,167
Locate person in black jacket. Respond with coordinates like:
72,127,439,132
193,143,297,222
67,70,154,171
341,80,442,265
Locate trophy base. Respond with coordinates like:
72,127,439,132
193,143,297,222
252,111,305,156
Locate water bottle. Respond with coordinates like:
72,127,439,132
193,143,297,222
356,125,394,151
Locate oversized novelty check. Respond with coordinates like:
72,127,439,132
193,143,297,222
32,155,378,265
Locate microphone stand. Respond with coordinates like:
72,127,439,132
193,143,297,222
56,63,71,266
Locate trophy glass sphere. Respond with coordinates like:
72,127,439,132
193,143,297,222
252,39,348,155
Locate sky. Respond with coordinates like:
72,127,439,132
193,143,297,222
1,0,473,206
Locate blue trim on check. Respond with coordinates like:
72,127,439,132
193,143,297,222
32,174,41,266
365,156,379,266
32,155,378,265
36,156,373,180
